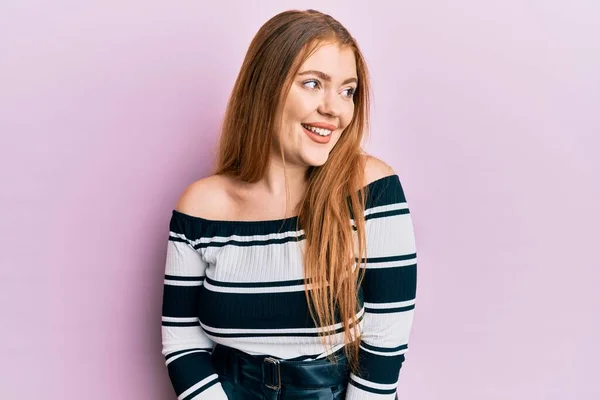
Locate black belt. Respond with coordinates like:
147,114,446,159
211,344,350,398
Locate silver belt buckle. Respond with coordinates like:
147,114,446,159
263,357,281,390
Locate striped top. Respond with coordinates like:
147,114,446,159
161,174,417,399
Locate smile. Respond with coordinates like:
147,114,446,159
301,123,333,137
301,123,333,144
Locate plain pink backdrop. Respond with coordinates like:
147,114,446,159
1,1,598,399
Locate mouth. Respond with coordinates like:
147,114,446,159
301,123,333,144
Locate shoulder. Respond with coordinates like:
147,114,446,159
363,155,396,187
174,174,235,219
362,155,408,205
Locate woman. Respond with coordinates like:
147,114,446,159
161,9,417,400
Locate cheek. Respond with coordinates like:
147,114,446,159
284,88,314,120
340,104,355,129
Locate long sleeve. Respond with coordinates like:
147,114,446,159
346,175,418,399
161,214,228,400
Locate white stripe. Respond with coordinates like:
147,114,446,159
171,230,304,249
350,203,409,225
189,229,305,246
361,311,414,348
364,299,415,309
189,382,228,400
178,374,219,400
200,322,343,335
359,344,408,357
162,316,199,323
315,343,346,359
162,326,215,351
203,281,327,294
351,374,399,391
164,279,203,286
204,330,349,347
359,256,417,269
364,202,408,217
204,281,305,294
165,349,207,365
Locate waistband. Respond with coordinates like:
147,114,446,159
212,344,349,392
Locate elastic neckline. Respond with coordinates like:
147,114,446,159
172,174,397,227
172,209,299,226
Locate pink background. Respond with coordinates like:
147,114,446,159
1,1,599,399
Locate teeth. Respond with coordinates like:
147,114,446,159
302,124,332,136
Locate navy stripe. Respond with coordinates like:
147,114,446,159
201,321,357,339
181,377,220,400
355,349,405,384
165,348,211,362
165,275,204,282
201,315,363,339
362,264,417,303
171,209,302,238
198,288,355,329
287,354,321,361
365,304,415,314
286,346,346,361
349,377,397,395
166,351,216,396
352,208,409,230
204,330,336,339
168,235,188,244
365,208,409,221
162,285,200,318
205,277,306,288
193,234,305,250
162,320,200,327
356,253,417,264
361,342,407,353
364,175,406,210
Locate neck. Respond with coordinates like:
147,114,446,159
258,158,309,216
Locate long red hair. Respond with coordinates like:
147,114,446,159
213,9,371,373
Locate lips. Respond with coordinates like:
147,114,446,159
302,122,337,131
301,124,331,144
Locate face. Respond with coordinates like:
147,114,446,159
274,42,358,168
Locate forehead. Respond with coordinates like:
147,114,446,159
299,42,357,79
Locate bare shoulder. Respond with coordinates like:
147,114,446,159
363,155,396,186
174,174,233,219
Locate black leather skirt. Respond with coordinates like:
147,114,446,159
211,344,350,399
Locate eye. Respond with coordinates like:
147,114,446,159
302,79,321,90
343,87,356,98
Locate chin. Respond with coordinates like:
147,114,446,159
302,151,330,167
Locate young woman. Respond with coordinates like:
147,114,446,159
161,9,417,400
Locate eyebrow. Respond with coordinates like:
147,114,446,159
297,69,358,85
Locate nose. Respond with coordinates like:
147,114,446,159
317,90,341,118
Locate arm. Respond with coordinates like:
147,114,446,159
161,213,228,400
346,174,418,399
